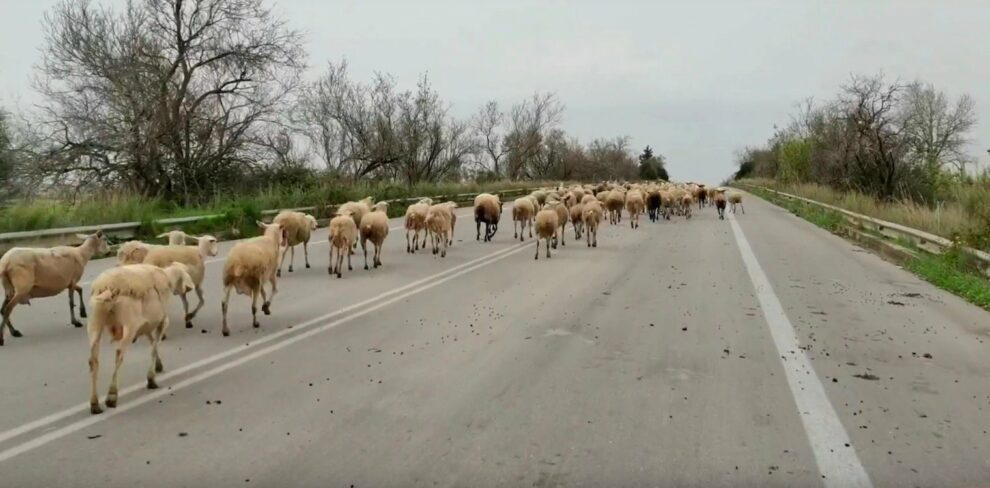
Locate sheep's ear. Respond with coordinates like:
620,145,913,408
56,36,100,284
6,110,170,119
75,233,89,241
94,230,104,238
256,221,268,230
156,232,169,239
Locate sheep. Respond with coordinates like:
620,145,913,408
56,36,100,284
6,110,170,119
444,201,458,246
569,202,585,240
681,194,694,219
425,203,453,258
625,189,645,229
360,202,390,270
530,190,548,209
694,185,708,209
714,189,728,220
605,190,625,225
405,201,431,253
141,235,219,328
328,210,358,279
547,200,568,247
646,188,662,222
729,192,745,214
338,197,374,254
512,196,537,241
87,262,194,414
580,194,597,205
474,193,502,242
583,200,604,248
533,209,559,260
0,231,109,345
660,191,676,220
273,211,318,276
220,222,286,336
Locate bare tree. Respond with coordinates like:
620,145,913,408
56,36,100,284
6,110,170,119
471,101,508,177
840,74,910,200
35,0,305,202
504,92,564,179
901,81,977,174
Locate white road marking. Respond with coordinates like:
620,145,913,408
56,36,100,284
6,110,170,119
0,239,524,459
728,212,873,488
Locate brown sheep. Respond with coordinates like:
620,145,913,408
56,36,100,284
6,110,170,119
404,200,431,253
328,210,358,279
547,200,568,247
583,200,604,248
474,193,502,242
425,203,453,258
729,192,745,214
714,189,728,220
569,202,585,240
513,196,537,241
625,190,645,229
605,190,625,225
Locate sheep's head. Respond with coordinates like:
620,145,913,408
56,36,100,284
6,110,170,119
197,235,219,257
164,262,195,295
116,241,148,266
158,230,190,245
256,221,288,247
359,196,375,208
373,202,389,213
418,197,433,206
77,230,110,256
305,214,318,231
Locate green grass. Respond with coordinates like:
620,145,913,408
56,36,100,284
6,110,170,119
0,180,549,236
749,184,990,312
906,251,990,310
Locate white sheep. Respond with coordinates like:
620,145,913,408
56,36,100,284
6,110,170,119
729,192,745,214
533,208,559,260
0,231,109,345
338,197,374,254
220,222,286,336
360,202,390,270
328,210,358,278
583,200,604,248
141,235,219,328
425,203,453,258
405,201,431,253
87,262,194,414
625,189,645,229
569,202,585,240
273,211,318,276
547,200,568,247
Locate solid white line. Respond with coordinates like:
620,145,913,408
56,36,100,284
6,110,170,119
728,212,873,488
0,238,522,451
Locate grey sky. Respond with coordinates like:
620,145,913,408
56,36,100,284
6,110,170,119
2,0,989,183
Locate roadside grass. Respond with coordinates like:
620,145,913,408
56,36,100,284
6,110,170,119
748,186,990,312
0,180,548,236
738,177,989,252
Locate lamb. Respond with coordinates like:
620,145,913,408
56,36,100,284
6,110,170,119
714,189,728,220
328,210,358,279
220,222,286,336
405,200,431,253
547,200,568,247
0,231,109,345
569,202,585,240
583,200,604,248
474,193,502,242
425,203,453,258
87,262,194,414
273,211,318,276
681,193,694,219
360,202,390,270
625,189,645,229
533,209,559,260
512,196,537,241
729,192,745,214
141,235,219,328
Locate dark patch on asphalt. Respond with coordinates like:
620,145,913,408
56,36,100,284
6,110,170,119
86,434,101,440
178,432,188,437
853,373,880,381
900,292,923,298
887,300,906,306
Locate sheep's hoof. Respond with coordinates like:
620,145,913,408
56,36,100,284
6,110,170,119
155,361,164,373
364,264,369,270
328,268,333,275
276,270,282,278
71,320,83,328
147,378,158,389
0,338,4,346
593,242,597,248
185,321,193,329
288,266,293,273
90,404,103,415
337,273,342,279
10,329,22,338
105,397,117,409
253,321,260,329
305,263,310,269
222,329,230,337
80,309,87,319
262,303,271,315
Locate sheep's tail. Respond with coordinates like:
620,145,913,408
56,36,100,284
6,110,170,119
90,290,125,342
224,265,258,296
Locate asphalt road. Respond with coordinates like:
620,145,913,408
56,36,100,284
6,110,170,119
1,194,989,487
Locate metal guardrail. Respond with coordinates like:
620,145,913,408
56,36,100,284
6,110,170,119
735,183,990,278
0,187,541,253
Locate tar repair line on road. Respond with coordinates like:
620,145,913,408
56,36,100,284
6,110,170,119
728,212,874,488
0,239,528,462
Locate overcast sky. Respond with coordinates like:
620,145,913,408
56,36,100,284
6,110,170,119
2,0,989,183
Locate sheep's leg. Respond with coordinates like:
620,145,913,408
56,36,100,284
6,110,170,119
529,218,533,238
68,287,83,328
513,219,518,239
186,286,205,323
87,324,103,414
180,292,191,328
304,241,311,269
534,238,540,260
362,238,370,270
561,224,566,246
251,289,261,328
374,242,382,267
476,220,481,241
741,203,745,214
262,275,277,315
328,245,335,275
220,285,233,337
106,327,135,408
346,244,353,271
277,244,289,277
147,318,167,389
406,229,412,253
1,291,26,342
288,245,296,273
441,233,447,258
76,285,87,318
547,236,552,258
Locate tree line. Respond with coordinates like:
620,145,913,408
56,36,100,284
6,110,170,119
734,73,978,202
0,0,667,204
